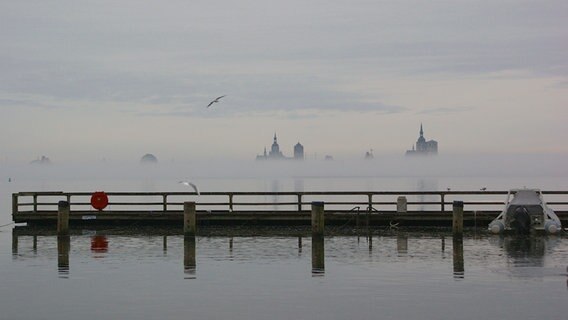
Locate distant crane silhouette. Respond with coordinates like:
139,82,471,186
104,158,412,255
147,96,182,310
206,95,226,108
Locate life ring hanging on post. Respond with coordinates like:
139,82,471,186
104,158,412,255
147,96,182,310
91,191,109,211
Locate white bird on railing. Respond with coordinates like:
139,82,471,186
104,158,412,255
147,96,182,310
179,181,200,195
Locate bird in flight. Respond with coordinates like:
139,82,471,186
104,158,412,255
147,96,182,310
179,181,200,195
207,95,226,108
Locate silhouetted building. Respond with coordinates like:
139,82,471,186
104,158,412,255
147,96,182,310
140,153,158,164
30,155,51,165
406,124,438,156
257,133,305,160
294,142,304,160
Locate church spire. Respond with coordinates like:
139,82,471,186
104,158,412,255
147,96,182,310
420,123,424,137
274,132,277,143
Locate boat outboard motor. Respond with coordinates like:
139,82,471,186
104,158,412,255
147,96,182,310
510,206,531,234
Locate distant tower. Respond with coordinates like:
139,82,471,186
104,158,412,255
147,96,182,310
269,133,284,159
406,124,438,156
294,142,304,160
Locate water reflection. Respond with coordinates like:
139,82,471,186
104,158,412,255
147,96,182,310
452,236,465,279
91,235,108,253
491,235,558,268
57,235,70,278
163,235,167,254
311,236,325,276
397,234,408,256
9,227,568,285
12,231,18,258
184,236,196,279
417,179,438,211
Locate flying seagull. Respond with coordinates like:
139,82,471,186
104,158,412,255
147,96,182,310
179,181,200,195
206,95,226,108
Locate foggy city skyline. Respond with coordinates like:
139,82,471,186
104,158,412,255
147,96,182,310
1,1,568,164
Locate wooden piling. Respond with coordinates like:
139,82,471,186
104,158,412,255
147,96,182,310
183,201,197,236
12,193,18,217
311,201,325,236
12,231,18,256
452,201,464,236
57,201,70,235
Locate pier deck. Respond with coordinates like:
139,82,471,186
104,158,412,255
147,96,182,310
11,190,568,227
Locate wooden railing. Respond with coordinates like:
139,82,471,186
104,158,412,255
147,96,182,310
12,190,568,215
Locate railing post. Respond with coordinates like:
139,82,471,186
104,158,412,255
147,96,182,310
440,193,445,212
297,194,302,211
311,201,325,237
452,201,464,236
33,194,38,213
184,201,197,236
12,193,18,216
367,194,373,211
163,194,168,212
229,194,234,212
57,201,70,235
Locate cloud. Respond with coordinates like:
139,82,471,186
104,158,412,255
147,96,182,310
0,97,61,109
417,106,473,116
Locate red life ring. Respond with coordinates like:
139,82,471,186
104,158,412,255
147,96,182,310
91,191,109,211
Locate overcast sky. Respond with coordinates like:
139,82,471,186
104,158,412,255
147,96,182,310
1,0,567,163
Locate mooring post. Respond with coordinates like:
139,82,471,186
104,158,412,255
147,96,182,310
12,231,18,257
57,201,70,235
12,193,18,216
183,201,197,236
33,194,38,213
452,201,464,236
311,201,325,237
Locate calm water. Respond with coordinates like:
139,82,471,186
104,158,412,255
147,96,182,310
1,166,566,319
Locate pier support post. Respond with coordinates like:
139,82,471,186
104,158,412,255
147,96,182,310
12,193,18,216
311,201,325,237
183,202,197,236
452,201,464,236
57,201,70,235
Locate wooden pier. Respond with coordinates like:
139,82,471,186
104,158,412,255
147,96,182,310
11,190,568,227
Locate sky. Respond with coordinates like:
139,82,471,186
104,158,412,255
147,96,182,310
1,0,567,163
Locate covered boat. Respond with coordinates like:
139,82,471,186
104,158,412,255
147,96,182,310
488,189,562,234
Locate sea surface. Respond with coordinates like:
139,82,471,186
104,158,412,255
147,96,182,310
0,161,566,319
